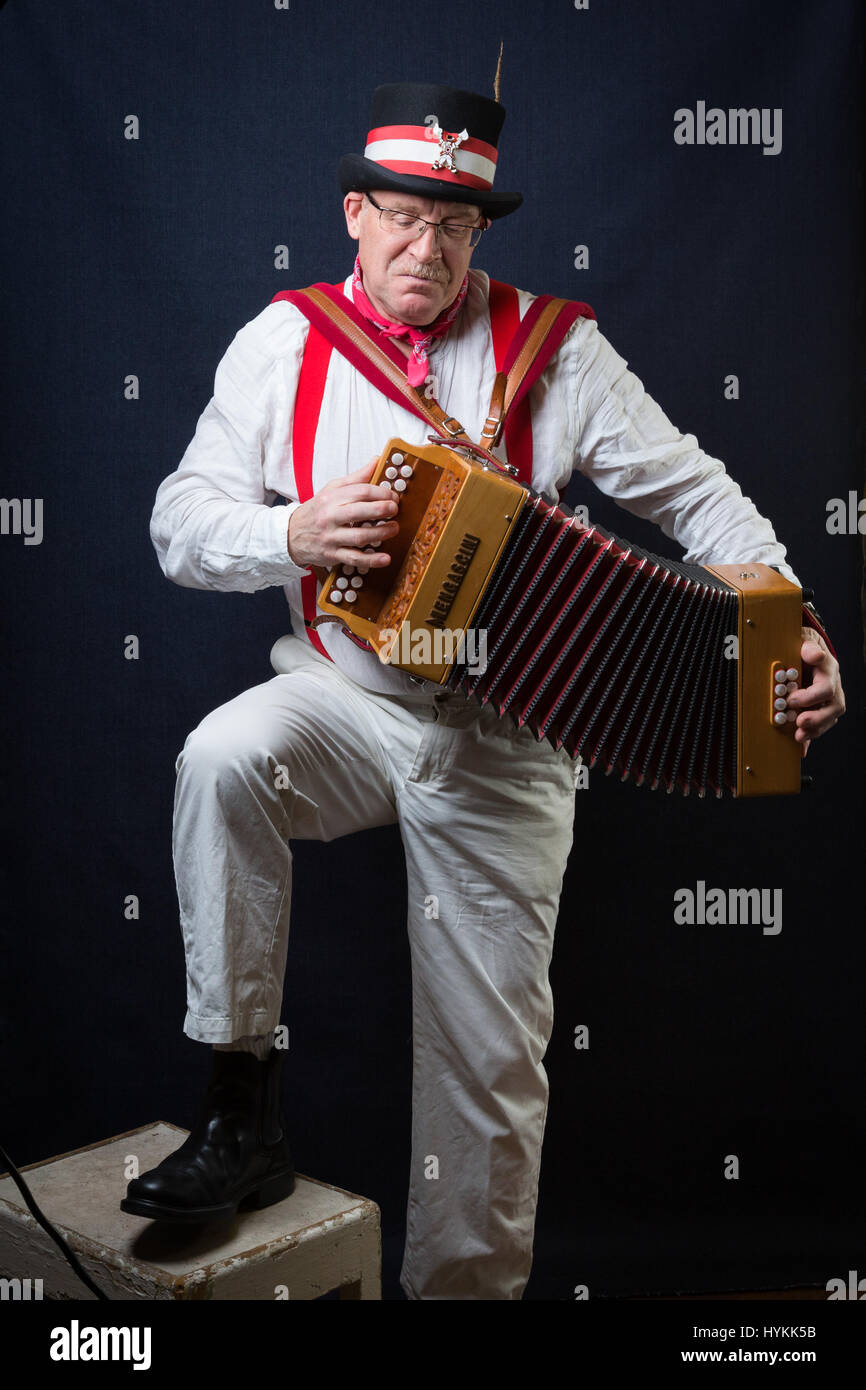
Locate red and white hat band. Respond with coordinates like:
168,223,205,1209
363,122,498,191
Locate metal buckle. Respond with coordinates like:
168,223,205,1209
439,417,465,437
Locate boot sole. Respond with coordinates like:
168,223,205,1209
120,1169,296,1224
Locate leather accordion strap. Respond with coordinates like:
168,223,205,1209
493,295,597,442
504,299,578,414
481,369,508,449
481,283,597,453
481,297,569,446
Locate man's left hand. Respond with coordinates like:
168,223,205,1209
784,628,846,757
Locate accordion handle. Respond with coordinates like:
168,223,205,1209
307,610,374,653
801,598,837,661
425,431,519,476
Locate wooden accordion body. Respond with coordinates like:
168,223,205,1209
316,439,805,797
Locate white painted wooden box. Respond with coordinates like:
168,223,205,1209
0,1122,381,1300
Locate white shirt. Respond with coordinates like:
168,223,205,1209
150,268,800,697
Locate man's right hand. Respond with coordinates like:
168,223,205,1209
287,457,400,573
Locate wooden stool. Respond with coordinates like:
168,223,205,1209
0,1122,381,1300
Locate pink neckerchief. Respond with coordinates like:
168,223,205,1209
350,254,469,388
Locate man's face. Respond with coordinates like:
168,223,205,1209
344,189,484,326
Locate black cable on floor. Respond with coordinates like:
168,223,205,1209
0,1140,109,1300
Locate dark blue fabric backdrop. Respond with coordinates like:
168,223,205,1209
1,0,863,1301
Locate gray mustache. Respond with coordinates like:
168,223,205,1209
402,262,449,283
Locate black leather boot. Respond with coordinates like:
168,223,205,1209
120,1046,295,1222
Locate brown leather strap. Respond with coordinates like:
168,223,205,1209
480,370,508,447
500,298,569,424
479,298,571,450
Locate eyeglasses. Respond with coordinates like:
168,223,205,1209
364,193,486,249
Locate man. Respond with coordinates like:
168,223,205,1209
122,82,845,1299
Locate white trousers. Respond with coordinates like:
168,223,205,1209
173,634,578,1299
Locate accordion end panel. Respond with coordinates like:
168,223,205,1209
704,564,804,798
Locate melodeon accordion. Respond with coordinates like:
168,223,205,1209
316,438,813,798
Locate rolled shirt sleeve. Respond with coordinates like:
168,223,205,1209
556,318,801,588
150,303,312,592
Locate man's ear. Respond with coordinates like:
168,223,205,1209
344,192,364,240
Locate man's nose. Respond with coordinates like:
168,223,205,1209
412,222,442,258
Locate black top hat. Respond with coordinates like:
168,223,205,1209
338,82,522,220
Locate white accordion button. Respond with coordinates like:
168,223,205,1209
344,590,357,603
785,668,798,681
774,669,787,683
385,467,398,480
341,565,355,576
363,545,376,553
391,451,404,465
786,681,798,693
399,464,413,478
773,712,787,725
774,698,787,711
329,589,343,603
774,683,787,697
350,576,363,588
336,577,349,589
394,479,407,492
786,710,797,722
